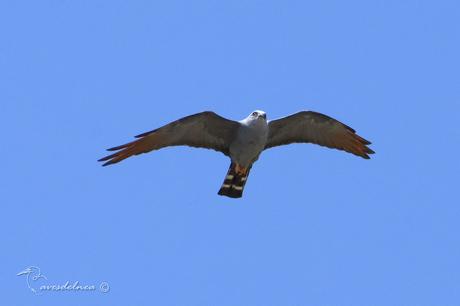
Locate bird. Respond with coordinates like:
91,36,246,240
17,266,47,294
98,110,374,198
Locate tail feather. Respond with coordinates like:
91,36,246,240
218,163,251,198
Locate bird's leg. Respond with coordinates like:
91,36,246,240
235,163,247,176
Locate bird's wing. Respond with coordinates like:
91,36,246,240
98,111,240,166
265,111,374,159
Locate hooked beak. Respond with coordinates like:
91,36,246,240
260,113,266,120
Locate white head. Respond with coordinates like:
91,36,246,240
247,110,267,121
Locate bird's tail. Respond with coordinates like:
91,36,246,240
218,162,252,198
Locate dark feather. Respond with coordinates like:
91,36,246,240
265,111,374,159
98,111,240,166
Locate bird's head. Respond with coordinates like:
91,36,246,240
17,266,46,280
249,110,267,121
17,267,35,276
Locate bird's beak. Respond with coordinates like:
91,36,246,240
260,113,266,120
17,269,31,276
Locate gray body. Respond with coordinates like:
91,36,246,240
229,110,268,167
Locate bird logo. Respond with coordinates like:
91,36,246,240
17,266,48,295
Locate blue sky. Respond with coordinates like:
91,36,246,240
1,0,459,305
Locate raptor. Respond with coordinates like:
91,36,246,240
99,110,374,198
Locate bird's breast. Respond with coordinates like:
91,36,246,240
229,124,268,166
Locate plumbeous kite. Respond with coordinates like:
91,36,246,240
99,110,374,198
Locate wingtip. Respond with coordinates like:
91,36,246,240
97,157,115,166
107,145,124,151
97,159,110,166
362,149,375,159
98,155,111,162
98,153,117,165
135,127,158,138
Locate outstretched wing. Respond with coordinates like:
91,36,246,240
98,111,240,166
265,111,374,159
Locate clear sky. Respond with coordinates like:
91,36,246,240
2,1,459,305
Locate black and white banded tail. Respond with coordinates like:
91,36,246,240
218,163,251,198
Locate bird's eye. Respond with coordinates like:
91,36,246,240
252,112,258,116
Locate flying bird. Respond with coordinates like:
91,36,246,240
99,110,374,198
